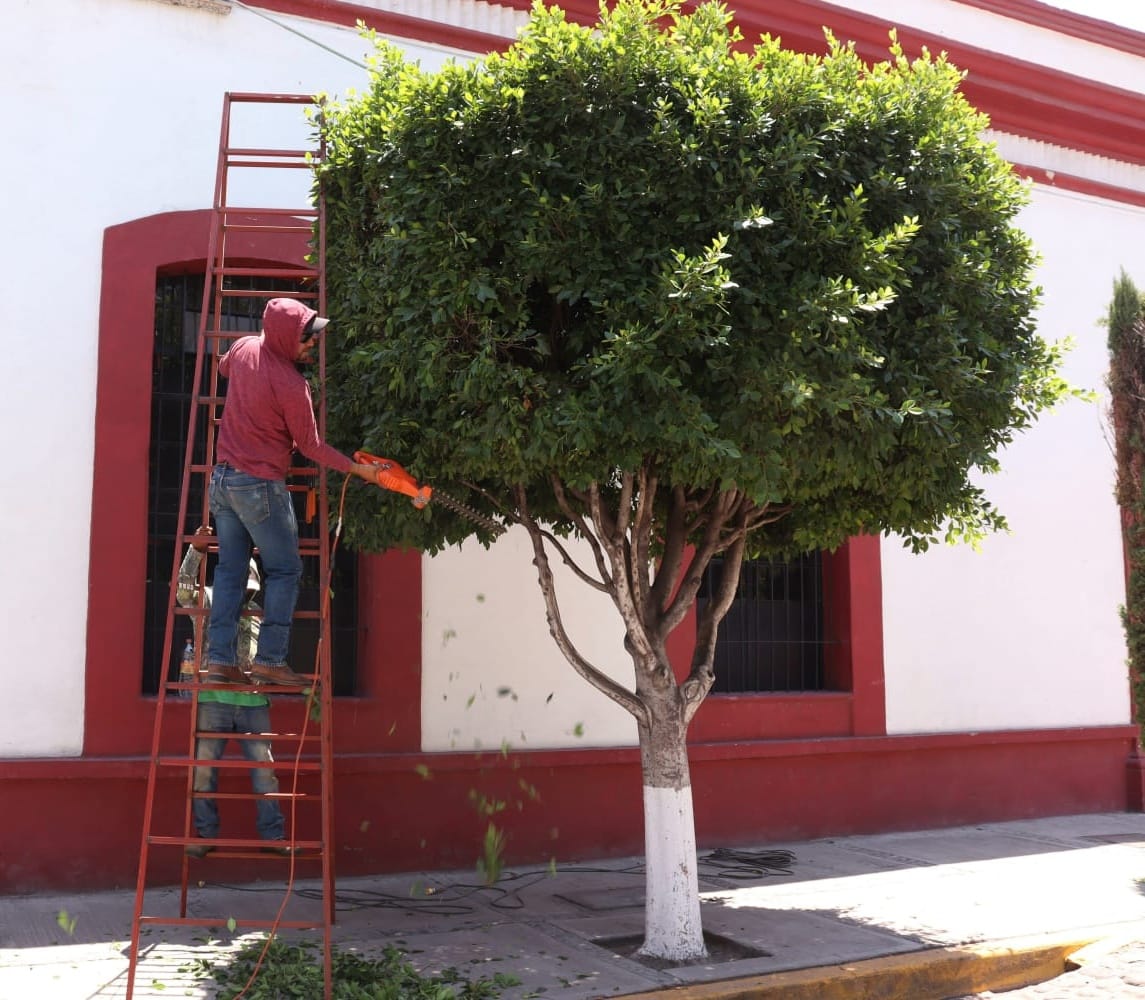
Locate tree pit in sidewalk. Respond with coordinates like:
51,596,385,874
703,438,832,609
594,931,768,970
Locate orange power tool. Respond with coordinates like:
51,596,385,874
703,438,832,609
353,451,506,536
354,452,433,508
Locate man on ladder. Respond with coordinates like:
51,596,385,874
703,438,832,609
206,297,381,688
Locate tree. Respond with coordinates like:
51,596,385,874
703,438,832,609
1107,272,1145,742
318,0,1072,961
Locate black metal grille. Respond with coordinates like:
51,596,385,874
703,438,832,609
698,553,827,692
143,273,358,695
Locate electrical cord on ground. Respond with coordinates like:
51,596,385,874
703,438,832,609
700,847,796,879
206,848,796,924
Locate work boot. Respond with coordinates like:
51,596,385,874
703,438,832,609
249,662,309,687
205,663,247,684
185,840,215,858
261,842,302,856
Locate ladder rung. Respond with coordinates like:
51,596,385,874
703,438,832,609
191,731,320,742
226,146,314,158
227,160,317,172
218,287,318,299
220,206,318,217
223,222,315,234
149,834,322,850
171,606,208,618
212,265,319,279
158,757,323,771
140,915,324,930
191,791,320,801
224,91,317,104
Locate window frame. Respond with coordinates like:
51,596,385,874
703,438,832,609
86,210,421,756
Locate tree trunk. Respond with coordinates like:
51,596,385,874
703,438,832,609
636,682,707,961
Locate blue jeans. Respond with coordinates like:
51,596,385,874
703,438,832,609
208,465,301,667
192,700,285,840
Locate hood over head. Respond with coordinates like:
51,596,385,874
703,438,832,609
262,298,324,360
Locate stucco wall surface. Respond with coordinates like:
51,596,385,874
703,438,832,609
421,529,638,750
882,183,1145,734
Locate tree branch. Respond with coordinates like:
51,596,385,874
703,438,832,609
650,482,688,631
588,482,656,662
552,475,612,586
630,464,657,626
683,521,748,725
514,486,648,725
531,526,611,592
660,489,740,633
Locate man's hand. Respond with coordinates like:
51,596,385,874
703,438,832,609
190,525,213,552
350,462,381,485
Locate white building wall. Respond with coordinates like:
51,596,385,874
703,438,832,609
421,529,638,750
883,182,1144,733
861,0,1145,735
1,0,476,757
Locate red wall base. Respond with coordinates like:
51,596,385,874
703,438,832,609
1127,748,1145,812
1,726,1135,892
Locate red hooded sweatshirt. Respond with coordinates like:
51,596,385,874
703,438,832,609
215,298,353,479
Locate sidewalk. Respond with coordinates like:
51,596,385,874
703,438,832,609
3,812,1145,999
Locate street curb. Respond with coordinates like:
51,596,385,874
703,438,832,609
612,933,1098,1000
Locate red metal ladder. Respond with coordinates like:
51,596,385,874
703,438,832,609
126,92,337,1000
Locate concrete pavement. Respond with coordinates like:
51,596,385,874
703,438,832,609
3,812,1145,998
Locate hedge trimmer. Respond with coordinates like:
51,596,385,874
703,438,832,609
353,451,506,537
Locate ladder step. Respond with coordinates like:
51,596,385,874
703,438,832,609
219,206,318,217
140,915,325,930
224,91,317,104
211,265,319,279
149,834,322,851
226,146,314,158
218,287,318,300
158,757,323,771
223,221,315,234
190,731,321,743
190,790,320,801
167,527,328,561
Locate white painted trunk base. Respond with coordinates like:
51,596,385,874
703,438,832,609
638,783,707,961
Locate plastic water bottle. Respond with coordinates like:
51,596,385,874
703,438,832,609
179,639,195,698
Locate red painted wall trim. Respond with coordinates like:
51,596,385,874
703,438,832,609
685,535,887,742
956,0,1145,57
715,2,1145,168
88,212,211,755
2,725,1134,890
285,0,1145,169
1012,163,1145,209
241,0,512,53
841,536,886,735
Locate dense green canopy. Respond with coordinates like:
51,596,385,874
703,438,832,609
318,0,1068,557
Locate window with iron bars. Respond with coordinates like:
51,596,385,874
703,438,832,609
697,552,829,692
142,273,358,695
